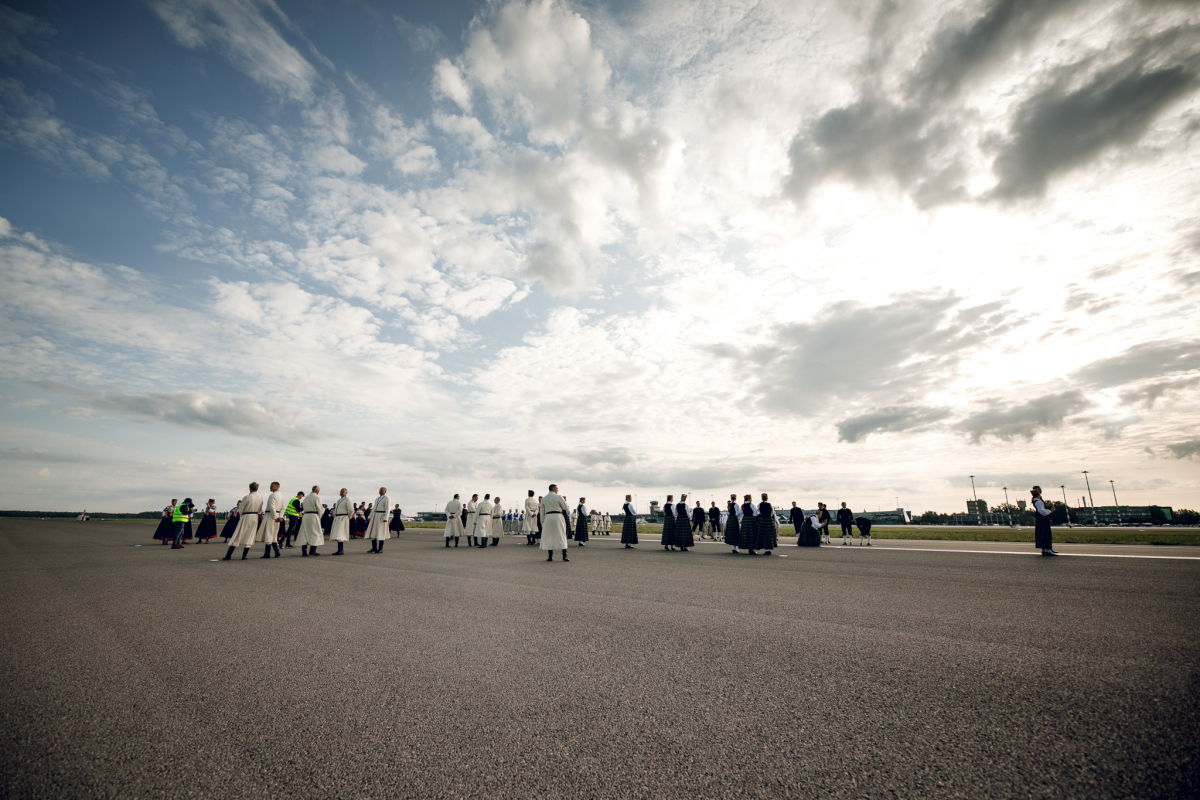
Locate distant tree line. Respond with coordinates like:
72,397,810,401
917,503,1197,526
0,510,161,519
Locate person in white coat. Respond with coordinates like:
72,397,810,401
540,484,570,562
299,485,323,556
223,482,263,560
466,494,480,546
255,482,285,559
330,489,352,555
474,493,492,547
366,487,391,553
444,494,465,547
523,490,540,546
490,497,502,547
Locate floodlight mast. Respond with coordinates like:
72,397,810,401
1060,485,1071,527
1003,486,1012,527
1083,471,1097,525
1110,480,1121,526
969,476,980,525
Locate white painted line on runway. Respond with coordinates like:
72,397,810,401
859,546,1200,561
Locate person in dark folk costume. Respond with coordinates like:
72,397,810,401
789,501,804,537
757,493,777,555
691,501,705,540
854,515,872,546
196,499,218,542
675,494,693,552
574,498,589,545
621,495,638,548
283,492,304,548
725,494,741,553
661,495,675,550
818,503,831,545
708,502,721,540
837,502,854,545
389,504,406,534
154,500,176,545
739,495,759,554
1031,485,1058,556
320,505,332,536
220,501,241,543
799,511,822,547
536,496,544,542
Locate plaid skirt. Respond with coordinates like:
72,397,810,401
621,515,638,544
739,514,758,550
575,514,589,542
724,514,740,545
1034,516,1053,549
676,514,695,548
660,515,675,546
757,515,778,550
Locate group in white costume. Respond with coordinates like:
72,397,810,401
298,486,323,556
444,494,465,547
366,488,391,553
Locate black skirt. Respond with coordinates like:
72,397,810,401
660,514,675,546
196,515,218,540
575,513,589,542
798,519,821,547
220,514,240,538
724,514,740,545
182,520,194,541
1034,516,1053,549
757,516,778,550
620,515,638,544
389,513,405,532
739,515,758,550
152,516,172,541
676,513,695,548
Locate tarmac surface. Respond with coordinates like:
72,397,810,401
2,519,1198,799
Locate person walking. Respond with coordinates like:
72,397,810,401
366,488,391,554
1032,486,1058,556
621,495,638,548
837,502,854,545
224,483,264,561
220,501,241,543
256,482,285,559
283,492,304,548
154,500,176,545
540,484,570,562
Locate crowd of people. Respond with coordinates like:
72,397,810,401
150,483,1059,560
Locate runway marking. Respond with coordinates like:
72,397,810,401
687,539,1200,560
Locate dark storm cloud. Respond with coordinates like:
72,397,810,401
720,294,1021,415
783,0,1200,207
836,405,952,443
991,57,1198,199
955,390,1090,443
34,382,323,443
1166,439,1200,459
1073,339,1200,387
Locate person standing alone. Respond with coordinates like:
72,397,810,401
837,502,854,545
1031,486,1058,556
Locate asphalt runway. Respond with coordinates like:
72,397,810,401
2,520,1198,799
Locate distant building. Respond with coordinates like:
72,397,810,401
966,499,988,516
417,511,448,522
1074,506,1173,525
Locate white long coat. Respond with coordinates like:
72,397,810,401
229,492,263,547
473,500,491,538
366,494,391,540
255,491,284,544
465,500,477,534
444,499,464,538
540,492,570,551
330,495,352,542
490,502,502,535
523,497,539,533
299,493,323,547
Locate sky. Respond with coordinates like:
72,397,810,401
1,0,1198,515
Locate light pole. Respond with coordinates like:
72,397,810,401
1082,471,1097,525
1060,485,1071,527
1110,480,1121,526
969,476,980,525
1003,486,1012,527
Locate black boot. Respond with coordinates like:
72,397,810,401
492,537,499,546
302,545,309,556
222,546,235,561
368,542,378,553
334,542,344,555
454,537,459,547
377,541,385,552
547,551,554,561
272,543,281,557
625,544,632,549
445,539,450,547
241,547,250,560
310,547,320,556
260,544,271,559
561,549,569,562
